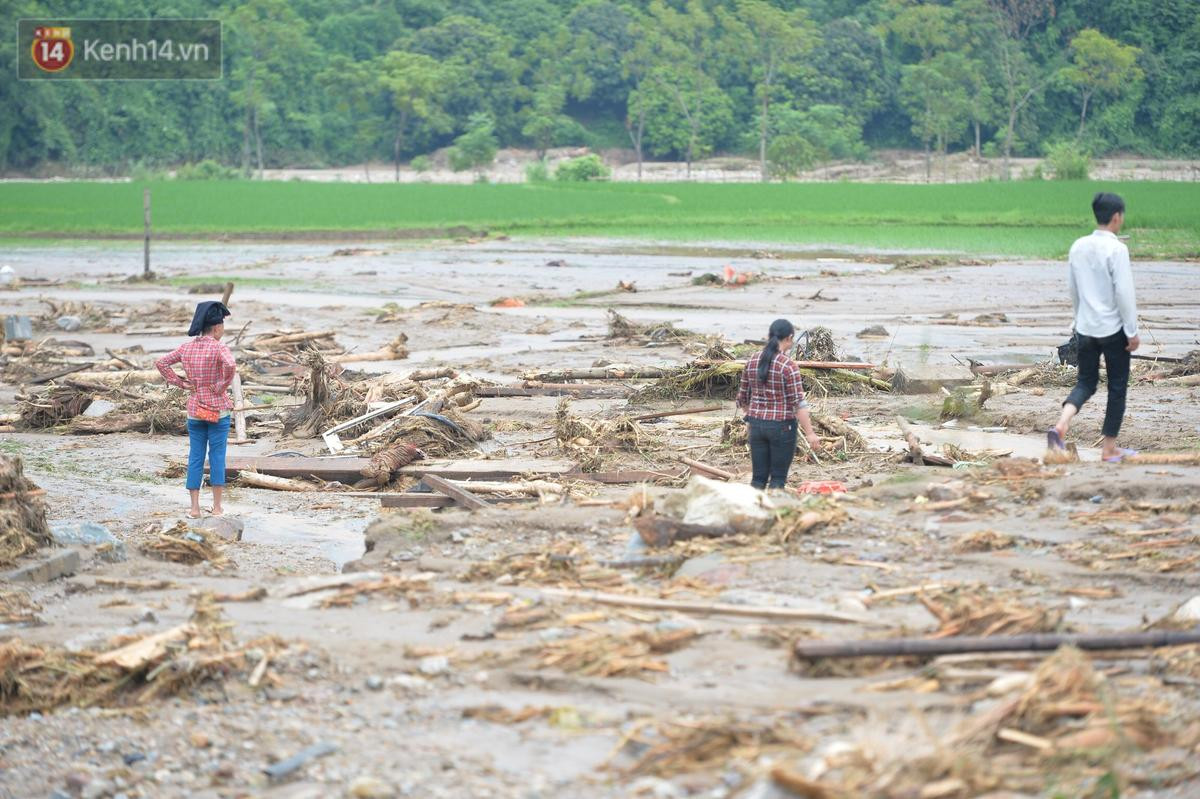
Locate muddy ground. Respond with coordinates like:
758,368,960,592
1,238,1199,799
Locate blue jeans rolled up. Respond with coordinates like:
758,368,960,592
186,416,230,490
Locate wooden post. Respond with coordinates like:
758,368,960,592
142,188,151,279
221,282,249,444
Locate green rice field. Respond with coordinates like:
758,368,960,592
3,180,1198,258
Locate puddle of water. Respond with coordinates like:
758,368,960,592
245,512,366,569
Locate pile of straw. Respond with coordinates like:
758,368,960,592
0,454,51,566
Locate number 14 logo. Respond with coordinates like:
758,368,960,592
32,26,73,72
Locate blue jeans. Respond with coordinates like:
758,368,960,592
747,417,797,489
186,417,230,490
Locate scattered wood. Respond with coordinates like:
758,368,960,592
94,577,175,591
678,456,735,482
521,366,670,382
897,416,924,466
541,588,880,625
93,624,195,669
792,628,1200,660
236,471,314,492
214,587,267,602
421,474,489,510
770,766,836,799
252,330,338,349
627,404,722,422
27,363,91,385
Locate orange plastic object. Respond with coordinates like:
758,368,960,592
490,297,526,308
794,480,848,495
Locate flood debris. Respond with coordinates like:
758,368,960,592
0,596,290,716
536,627,702,679
0,453,51,566
141,521,231,569
615,716,808,777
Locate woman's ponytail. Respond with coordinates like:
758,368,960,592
757,318,795,383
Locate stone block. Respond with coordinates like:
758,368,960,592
4,549,81,583
891,364,976,394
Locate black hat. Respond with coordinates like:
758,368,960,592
187,301,231,337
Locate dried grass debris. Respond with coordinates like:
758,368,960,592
618,717,808,778
0,596,290,716
0,454,52,566
920,586,1062,638
537,628,702,679
0,589,42,626
141,522,231,569
17,385,93,428
554,398,648,471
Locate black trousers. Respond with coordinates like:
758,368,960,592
747,417,797,489
1064,330,1131,438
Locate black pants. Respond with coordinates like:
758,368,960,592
747,417,797,489
1064,330,1131,438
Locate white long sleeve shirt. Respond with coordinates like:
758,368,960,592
1067,229,1138,338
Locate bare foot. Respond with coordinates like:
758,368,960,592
187,510,203,519
209,508,224,517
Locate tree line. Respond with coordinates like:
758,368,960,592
3,0,1197,180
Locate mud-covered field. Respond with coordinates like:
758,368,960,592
1,239,1199,799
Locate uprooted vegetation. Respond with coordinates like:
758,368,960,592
0,453,51,566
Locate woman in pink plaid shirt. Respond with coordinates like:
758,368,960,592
736,318,822,491
155,301,235,518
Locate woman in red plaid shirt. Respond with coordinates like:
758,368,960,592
736,319,822,491
156,301,235,518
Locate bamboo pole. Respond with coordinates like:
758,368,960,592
252,330,339,348
792,629,1200,660
896,416,924,466
541,588,881,626
628,404,723,422
222,282,249,444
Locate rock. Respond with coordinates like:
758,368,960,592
364,675,384,691
122,752,146,766
131,607,157,624
925,481,965,502
418,655,450,676
4,549,81,583
82,400,117,418
415,555,460,573
195,516,244,542
1173,596,1200,624
50,522,127,562
386,675,431,694
856,324,889,338
348,776,396,798
56,315,83,332
82,778,115,799
65,770,92,793
891,364,975,394
189,731,212,749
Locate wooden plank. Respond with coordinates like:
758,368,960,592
380,494,456,509
475,385,622,398
28,363,92,385
398,457,576,481
568,468,688,484
224,456,369,482
541,588,881,626
422,474,489,510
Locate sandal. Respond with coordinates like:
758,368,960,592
1046,429,1066,450
1103,448,1139,463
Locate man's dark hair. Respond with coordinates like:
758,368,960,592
1092,192,1125,225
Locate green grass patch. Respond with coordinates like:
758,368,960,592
2,180,1198,258
163,274,304,290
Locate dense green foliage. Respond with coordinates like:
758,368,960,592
3,181,1198,258
3,0,1198,177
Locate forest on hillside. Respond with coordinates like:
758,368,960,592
3,0,1198,178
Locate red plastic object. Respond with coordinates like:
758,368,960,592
794,481,848,495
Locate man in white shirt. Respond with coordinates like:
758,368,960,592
1049,192,1139,462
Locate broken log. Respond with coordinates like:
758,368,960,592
252,330,338,349
896,416,924,466
792,628,1200,660
1160,374,1200,387
27,363,91,385
237,471,314,492
93,624,196,669
628,404,723,422
678,457,735,482
64,369,162,389
421,474,489,510
540,588,879,626
521,366,669,382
